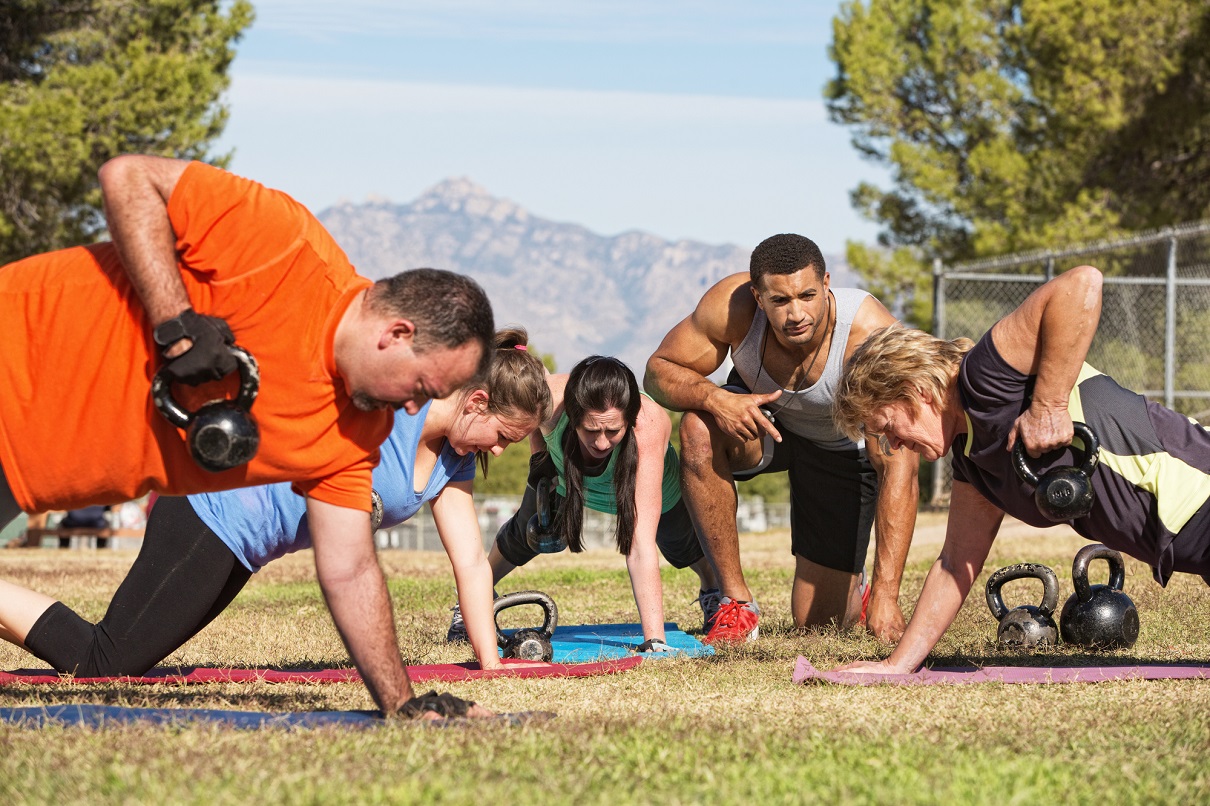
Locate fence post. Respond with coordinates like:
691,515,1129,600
1165,235,1178,410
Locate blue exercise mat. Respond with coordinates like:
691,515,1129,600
501,622,712,662
0,704,552,729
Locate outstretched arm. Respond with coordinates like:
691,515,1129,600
834,481,1003,674
625,400,674,643
994,265,1104,456
862,438,919,642
306,497,415,712
430,481,504,670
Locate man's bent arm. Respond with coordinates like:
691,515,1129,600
864,440,919,641
307,497,413,713
98,155,193,331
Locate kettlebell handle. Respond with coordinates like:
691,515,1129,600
152,345,260,429
1012,421,1100,487
985,562,1060,621
1071,543,1126,603
493,590,559,647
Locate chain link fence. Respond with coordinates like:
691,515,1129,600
930,220,1210,505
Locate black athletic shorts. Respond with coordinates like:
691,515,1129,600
728,372,878,574
495,452,705,569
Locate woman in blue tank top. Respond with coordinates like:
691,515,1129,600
6,329,551,680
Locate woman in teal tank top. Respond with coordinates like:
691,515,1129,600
450,356,720,650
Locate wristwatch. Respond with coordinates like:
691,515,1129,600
153,311,192,350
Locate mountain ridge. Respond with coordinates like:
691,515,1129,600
318,180,855,374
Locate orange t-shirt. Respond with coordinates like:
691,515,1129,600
0,162,391,513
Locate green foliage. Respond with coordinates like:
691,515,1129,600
473,440,533,496
0,0,254,264
828,0,1210,327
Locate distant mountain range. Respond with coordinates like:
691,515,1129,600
318,179,853,374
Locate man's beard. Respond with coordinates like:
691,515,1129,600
351,391,398,412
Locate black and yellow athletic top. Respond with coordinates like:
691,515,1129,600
951,332,1210,586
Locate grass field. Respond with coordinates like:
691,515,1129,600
1,515,1208,805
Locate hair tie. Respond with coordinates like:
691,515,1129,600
514,344,527,351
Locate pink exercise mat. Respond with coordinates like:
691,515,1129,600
0,656,642,686
792,656,1210,685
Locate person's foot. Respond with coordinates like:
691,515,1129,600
446,603,468,644
697,587,723,630
703,597,760,645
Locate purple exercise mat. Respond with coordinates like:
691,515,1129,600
793,656,1210,686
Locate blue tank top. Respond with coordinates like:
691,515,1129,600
188,402,476,571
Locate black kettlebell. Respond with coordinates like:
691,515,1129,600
494,590,558,662
1060,544,1139,649
985,562,1060,649
525,477,566,553
152,345,260,472
1013,421,1100,522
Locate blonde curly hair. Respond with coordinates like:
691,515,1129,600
834,325,974,441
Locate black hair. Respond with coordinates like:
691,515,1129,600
556,356,641,555
750,233,826,285
367,268,495,379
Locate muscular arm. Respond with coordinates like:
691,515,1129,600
836,481,1004,674
429,481,504,670
306,497,414,713
850,294,920,641
992,265,1104,455
625,399,673,643
98,156,193,337
863,439,919,642
644,273,782,441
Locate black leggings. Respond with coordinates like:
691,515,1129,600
23,496,251,676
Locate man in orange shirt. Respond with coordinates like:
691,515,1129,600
0,155,494,719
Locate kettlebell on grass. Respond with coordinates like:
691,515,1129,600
985,562,1060,649
525,477,566,553
152,345,260,472
1013,422,1099,522
1059,544,1139,650
494,590,559,662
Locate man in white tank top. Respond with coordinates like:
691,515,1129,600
644,234,919,644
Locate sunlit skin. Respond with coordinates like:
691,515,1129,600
575,407,629,462
446,410,538,457
752,269,832,350
864,393,960,463
349,341,482,415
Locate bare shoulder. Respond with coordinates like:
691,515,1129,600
696,272,758,344
843,292,900,360
542,373,570,432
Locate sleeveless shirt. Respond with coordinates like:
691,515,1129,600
730,286,870,451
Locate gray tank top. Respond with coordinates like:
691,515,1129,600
730,286,869,452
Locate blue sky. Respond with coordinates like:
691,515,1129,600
216,1,888,252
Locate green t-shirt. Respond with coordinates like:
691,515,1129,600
543,410,682,515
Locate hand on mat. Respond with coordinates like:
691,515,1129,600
636,638,674,653
400,690,496,720
832,659,901,675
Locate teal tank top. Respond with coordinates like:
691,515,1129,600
543,407,682,515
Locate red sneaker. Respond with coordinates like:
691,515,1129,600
704,597,760,645
859,569,871,624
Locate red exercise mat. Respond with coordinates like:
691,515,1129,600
0,656,642,686
792,656,1210,686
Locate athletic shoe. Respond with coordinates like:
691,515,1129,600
703,597,760,645
446,603,468,644
697,587,723,630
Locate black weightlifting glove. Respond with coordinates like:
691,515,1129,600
636,639,674,653
399,690,476,719
154,308,238,385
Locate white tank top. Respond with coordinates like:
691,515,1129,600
730,287,869,452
